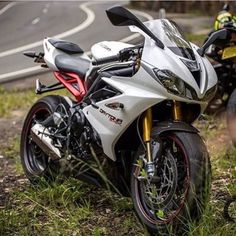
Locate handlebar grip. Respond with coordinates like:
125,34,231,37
92,54,120,66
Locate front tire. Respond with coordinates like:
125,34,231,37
131,131,211,235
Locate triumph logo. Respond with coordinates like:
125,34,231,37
105,102,124,110
99,43,111,51
99,108,123,125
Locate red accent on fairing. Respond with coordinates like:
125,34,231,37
54,72,86,102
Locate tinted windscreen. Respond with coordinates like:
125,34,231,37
168,47,195,60
144,19,196,60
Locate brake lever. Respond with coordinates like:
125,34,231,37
119,48,132,61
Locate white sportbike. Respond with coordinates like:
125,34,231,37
21,6,217,234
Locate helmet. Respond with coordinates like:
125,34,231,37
233,15,236,23
214,11,233,30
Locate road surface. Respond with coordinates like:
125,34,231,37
0,1,152,84
0,1,212,89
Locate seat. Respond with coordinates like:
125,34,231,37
49,38,84,54
55,54,90,79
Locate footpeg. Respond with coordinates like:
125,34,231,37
35,79,46,94
35,79,64,94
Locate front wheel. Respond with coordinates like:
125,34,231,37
130,131,211,235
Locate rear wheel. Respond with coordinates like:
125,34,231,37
20,95,66,184
131,131,211,235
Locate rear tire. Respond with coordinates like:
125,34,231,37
20,95,67,184
130,131,211,235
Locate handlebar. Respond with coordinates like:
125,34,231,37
92,44,144,66
92,54,120,66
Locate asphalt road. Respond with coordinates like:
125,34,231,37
0,1,213,89
0,1,151,84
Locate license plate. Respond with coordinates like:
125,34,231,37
222,46,236,60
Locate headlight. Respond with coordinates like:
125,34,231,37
180,58,199,72
153,69,186,96
153,68,215,102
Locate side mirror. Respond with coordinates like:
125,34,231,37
106,5,139,27
197,29,231,56
106,6,164,49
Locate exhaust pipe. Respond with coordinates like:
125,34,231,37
30,123,61,160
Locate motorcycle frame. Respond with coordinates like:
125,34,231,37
54,71,87,102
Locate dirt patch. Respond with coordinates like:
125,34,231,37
0,109,27,208
0,110,25,141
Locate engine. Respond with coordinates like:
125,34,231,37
30,100,100,164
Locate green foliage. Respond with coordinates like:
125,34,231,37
0,90,236,235
186,33,206,45
156,209,164,219
0,175,143,235
140,168,147,179
188,203,236,236
0,87,69,117
0,87,37,117
0,179,92,235
0,135,23,175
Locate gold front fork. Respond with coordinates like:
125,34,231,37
140,102,182,177
142,108,153,163
173,100,182,121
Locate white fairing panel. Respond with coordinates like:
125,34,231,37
83,19,218,161
43,38,61,71
83,67,167,161
129,20,217,99
191,42,218,93
83,66,209,161
91,41,133,60
43,38,90,71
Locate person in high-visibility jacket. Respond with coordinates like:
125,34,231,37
214,3,236,30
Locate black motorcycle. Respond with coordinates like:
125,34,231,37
200,4,236,145
203,4,236,114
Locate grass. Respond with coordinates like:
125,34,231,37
0,87,37,117
0,85,236,234
189,115,236,236
0,86,69,118
186,33,206,46
0,180,91,236
0,176,144,236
